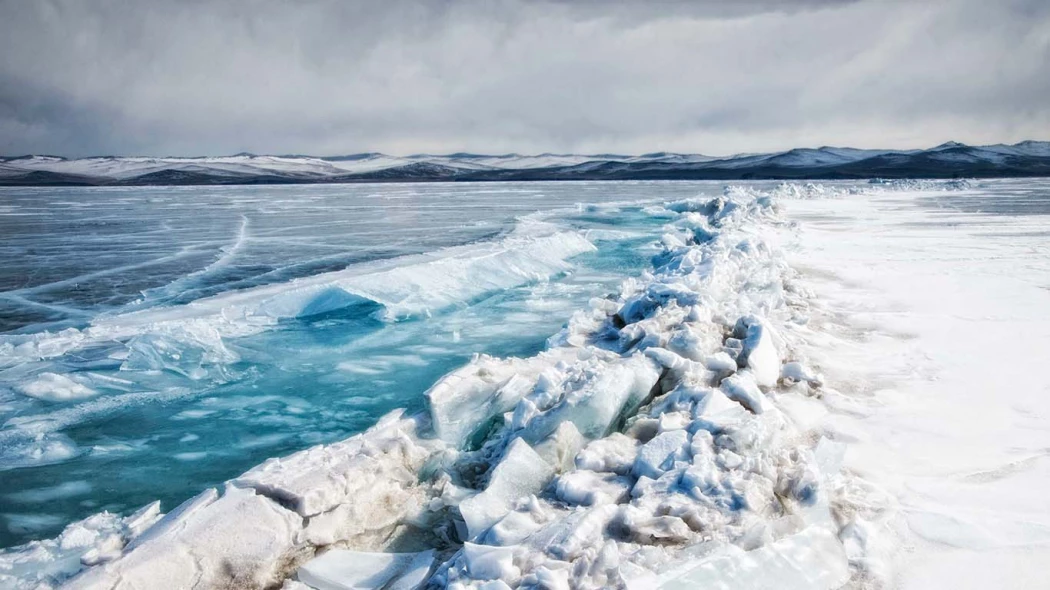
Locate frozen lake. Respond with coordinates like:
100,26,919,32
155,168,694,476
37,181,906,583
0,181,738,548
1,178,1049,588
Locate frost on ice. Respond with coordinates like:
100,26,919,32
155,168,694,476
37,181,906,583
0,185,892,589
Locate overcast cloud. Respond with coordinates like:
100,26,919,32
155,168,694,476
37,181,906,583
1,0,1047,157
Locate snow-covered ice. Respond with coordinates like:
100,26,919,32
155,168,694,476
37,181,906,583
782,178,1050,588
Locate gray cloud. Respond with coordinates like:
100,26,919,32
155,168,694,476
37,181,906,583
0,0,1047,156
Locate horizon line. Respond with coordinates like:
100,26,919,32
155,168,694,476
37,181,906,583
3,139,1048,162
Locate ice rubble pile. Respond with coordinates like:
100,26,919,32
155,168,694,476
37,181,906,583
5,188,871,589
762,177,976,201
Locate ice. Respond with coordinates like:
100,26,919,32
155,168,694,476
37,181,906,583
462,543,519,582
15,373,97,402
234,411,436,546
516,354,662,443
574,433,639,476
554,470,632,506
0,181,698,548
632,429,690,480
720,371,769,414
0,503,162,590
66,486,301,589
459,439,555,540
426,355,557,450
13,178,1019,588
779,361,822,387
296,549,435,590
733,316,781,389
655,527,849,589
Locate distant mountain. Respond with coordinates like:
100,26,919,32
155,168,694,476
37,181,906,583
1,141,1048,186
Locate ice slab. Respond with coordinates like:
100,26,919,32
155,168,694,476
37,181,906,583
65,486,301,590
518,354,662,443
734,316,781,389
720,371,769,414
296,549,434,590
234,412,435,546
235,412,430,518
426,354,557,450
462,543,520,582
459,439,554,540
632,429,690,480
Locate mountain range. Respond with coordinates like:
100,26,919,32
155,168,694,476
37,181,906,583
2,141,1048,186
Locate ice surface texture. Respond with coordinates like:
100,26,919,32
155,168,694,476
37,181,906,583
0,180,911,590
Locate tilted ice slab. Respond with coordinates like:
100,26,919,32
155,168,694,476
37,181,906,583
2,185,889,589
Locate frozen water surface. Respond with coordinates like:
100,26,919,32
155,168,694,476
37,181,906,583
0,181,728,547
3,178,1049,590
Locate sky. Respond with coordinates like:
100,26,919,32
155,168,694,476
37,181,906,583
1,0,1048,157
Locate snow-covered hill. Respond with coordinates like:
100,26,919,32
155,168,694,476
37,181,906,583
1,141,1048,185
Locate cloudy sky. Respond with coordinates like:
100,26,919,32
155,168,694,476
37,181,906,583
1,0,1048,157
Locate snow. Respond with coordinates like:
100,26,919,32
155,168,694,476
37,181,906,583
15,373,97,402
554,470,632,506
783,178,1050,588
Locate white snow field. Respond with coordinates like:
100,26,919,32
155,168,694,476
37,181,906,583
782,179,1050,589
1,178,1048,589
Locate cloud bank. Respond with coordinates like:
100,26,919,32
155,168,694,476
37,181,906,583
1,0,1047,156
